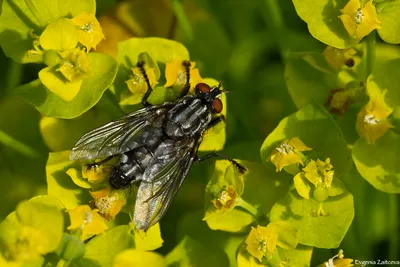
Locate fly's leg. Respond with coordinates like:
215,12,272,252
86,155,117,168
179,60,192,98
195,152,247,174
207,115,225,129
138,61,153,107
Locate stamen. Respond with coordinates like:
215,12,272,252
364,114,379,125
276,143,294,155
354,8,364,24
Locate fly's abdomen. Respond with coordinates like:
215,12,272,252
109,146,155,189
165,98,212,138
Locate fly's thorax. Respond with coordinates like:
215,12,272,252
164,97,212,138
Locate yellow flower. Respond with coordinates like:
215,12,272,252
126,67,158,96
90,188,127,220
211,185,237,210
339,0,381,40
303,158,334,187
245,225,278,262
318,249,354,267
356,93,393,144
71,11,105,50
67,205,108,240
268,137,312,172
164,60,202,92
323,46,357,70
58,48,89,82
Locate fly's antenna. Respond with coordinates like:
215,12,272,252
218,81,230,93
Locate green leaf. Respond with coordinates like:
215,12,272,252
78,225,134,267
39,101,119,152
376,1,400,44
56,233,85,261
0,0,95,63
39,18,78,50
46,151,91,209
261,103,352,179
165,236,229,267
284,53,339,109
113,249,165,267
367,57,400,108
292,0,359,48
133,223,164,251
15,53,118,119
352,131,400,193
270,189,354,248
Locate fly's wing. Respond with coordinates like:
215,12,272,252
133,138,201,230
70,104,172,161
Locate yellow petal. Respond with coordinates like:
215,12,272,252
81,210,109,239
294,172,311,199
340,0,360,15
288,137,312,152
245,227,264,262
67,205,92,230
333,258,354,266
90,187,111,199
339,14,357,36
164,60,181,88
72,12,105,50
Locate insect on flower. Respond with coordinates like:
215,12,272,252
70,58,246,231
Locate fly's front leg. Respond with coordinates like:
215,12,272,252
86,155,117,168
207,115,226,130
195,152,247,174
179,60,191,98
137,61,153,107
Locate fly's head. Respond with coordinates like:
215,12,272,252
195,82,224,114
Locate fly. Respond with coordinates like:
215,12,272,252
70,57,246,230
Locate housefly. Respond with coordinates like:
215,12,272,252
70,58,246,230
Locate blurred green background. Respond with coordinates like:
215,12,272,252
0,0,398,265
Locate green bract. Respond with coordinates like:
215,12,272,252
0,196,65,264
15,53,118,118
261,103,352,178
270,189,354,248
0,0,95,63
353,131,400,193
293,0,400,48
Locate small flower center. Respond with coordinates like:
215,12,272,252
354,8,364,24
81,22,93,33
276,143,294,155
364,114,379,125
83,211,92,225
256,238,267,254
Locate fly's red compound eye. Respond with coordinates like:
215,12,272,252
196,83,211,93
212,98,223,113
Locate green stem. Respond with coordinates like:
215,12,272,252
389,194,399,260
5,60,23,95
262,0,288,61
171,0,193,41
0,130,39,158
236,197,258,217
365,30,376,77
